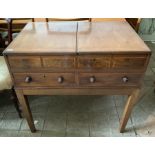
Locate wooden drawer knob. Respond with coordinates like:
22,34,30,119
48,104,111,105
122,76,128,83
25,76,32,83
89,76,96,83
57,76,64,83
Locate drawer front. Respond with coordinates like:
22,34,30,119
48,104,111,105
111,55,147,70
42,56,76,69
8,56,42,70
78,73,143,87
78,55,111,69
77,54,148,72
13,73,76,87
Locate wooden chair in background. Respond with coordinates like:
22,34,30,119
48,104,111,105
0,18,10,47
0,18,34,45
126,18,142,32
0,33,5,52
46,18,91,22
5,18,34,43
0,18,32,118
0,55,22,118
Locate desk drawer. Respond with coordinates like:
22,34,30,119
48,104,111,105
42,56,76,69
111,55,147,70
13,73,76,87
78,73,143,87
8,56,42,70
78,55,111,69
77,54,148,72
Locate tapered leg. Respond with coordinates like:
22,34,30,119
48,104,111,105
15,89,36,132
120,89,140,133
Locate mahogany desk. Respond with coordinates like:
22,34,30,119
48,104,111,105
3,21,151,133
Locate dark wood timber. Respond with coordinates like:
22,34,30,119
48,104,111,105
3,21,151,133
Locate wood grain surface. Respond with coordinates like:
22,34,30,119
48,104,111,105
77,21,150,53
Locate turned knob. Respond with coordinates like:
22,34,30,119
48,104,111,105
89,76,96,83
25,76,32,83
57,76,64,83
122,76,128,83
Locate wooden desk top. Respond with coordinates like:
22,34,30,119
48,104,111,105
4,22,77,54
4,21,150,55
78,21,150,53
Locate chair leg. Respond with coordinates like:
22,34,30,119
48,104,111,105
11,88,22,118
0,34,5,48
